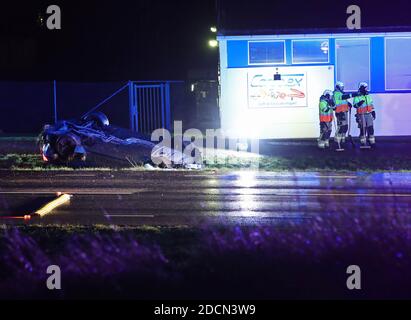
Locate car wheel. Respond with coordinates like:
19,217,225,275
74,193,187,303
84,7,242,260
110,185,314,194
55,133,80,161
82,112,110,128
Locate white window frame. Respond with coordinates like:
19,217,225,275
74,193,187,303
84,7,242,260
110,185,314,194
248,40,286,66
291,39,330,65
335,37,371,92
385,37,411,91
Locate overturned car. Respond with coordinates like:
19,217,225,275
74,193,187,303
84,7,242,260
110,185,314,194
39,112,202,169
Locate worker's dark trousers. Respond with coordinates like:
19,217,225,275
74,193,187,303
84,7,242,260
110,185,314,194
336,112,349,138
318,122,332,148
358,113,375,144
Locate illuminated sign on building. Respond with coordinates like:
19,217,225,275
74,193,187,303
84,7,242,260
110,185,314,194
248,72,307,109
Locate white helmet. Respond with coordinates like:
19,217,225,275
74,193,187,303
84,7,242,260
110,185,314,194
336,81,345,91
359,82,369,90
323,90,333,97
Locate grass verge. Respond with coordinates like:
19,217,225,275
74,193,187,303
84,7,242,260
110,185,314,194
1,206,411,300
1,150,411,172
0,136,37,142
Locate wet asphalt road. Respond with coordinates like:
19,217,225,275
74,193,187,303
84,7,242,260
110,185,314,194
0,170,411,226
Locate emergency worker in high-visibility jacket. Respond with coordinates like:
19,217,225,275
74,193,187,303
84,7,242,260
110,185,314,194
318,90,335,149
353,82,376,146
333,81,356,144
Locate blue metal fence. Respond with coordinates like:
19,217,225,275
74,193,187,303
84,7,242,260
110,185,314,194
82,80,175,135
128,81,171,134
0,81,177,134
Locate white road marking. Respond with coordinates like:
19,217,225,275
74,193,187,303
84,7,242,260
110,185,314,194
184,174,359,179
55,174,97,177
284,193,411,197
184,174,221,178
105,215,155,218
314,176,358,179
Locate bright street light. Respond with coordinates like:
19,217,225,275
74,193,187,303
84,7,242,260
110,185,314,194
209,39,218,48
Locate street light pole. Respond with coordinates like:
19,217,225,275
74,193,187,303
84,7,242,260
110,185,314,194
215,0,221,30
53,80,58,124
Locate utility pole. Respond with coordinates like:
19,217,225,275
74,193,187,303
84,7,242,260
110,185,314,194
215,0,222,30
53,80,58,124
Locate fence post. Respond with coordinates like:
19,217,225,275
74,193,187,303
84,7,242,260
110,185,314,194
165,82,171,131
128,81,138,132
160,84,165,129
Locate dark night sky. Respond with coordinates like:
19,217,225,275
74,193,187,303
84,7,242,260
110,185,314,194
1,0,218,81
1,0,410,81
220,0,411,31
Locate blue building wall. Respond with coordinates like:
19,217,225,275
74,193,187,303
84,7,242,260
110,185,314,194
225,36,411,94
370,37,386,93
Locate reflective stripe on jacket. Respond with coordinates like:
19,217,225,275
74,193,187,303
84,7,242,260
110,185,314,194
319,99,333,123
353,95,374,115
333,91,349,113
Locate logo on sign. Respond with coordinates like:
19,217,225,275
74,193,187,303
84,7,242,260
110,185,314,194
248,72,308,108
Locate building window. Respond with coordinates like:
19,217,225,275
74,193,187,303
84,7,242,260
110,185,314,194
386,38,411,91
248,41,286,65
292,39,329,64
336,38,370,91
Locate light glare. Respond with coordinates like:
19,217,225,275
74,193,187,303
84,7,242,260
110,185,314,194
209,40,218,48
